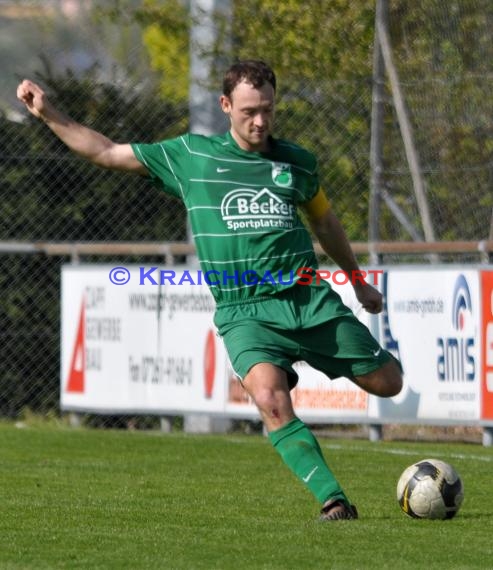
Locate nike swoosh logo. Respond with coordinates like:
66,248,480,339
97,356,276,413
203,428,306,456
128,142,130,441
216,167,230,173
302,466,318,483
373,348,382,357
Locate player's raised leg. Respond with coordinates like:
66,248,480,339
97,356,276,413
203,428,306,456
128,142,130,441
242,363,357,520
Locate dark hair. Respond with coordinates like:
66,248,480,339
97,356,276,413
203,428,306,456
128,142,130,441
222,60,276,98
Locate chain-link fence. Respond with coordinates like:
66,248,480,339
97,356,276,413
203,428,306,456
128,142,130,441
1,0,492,422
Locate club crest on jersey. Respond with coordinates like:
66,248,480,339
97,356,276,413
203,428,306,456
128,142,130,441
271,162,292,187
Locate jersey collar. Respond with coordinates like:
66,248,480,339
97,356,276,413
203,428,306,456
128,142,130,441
225,130,277,156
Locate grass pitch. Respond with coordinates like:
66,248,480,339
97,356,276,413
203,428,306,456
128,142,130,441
0,422,492,569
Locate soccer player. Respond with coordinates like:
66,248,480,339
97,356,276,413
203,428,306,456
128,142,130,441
17,60,402,521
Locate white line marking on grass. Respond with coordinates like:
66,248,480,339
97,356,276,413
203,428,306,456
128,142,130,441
323,443,493,463
223,436,493,462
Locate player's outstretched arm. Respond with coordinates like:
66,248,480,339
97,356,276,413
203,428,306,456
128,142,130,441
16,79,146,174
307,206,383,314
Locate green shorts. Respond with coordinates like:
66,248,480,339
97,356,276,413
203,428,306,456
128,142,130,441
214,282,392,389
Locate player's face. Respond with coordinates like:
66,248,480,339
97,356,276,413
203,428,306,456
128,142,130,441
220,80,275,152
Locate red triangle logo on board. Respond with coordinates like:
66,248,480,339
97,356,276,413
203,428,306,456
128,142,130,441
66,299,85,393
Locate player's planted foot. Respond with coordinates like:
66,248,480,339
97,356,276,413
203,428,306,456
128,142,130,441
319,499,358,521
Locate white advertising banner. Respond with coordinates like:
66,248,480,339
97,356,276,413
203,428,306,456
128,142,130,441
61,266,230,414
374,269,481,422
62,265,485,425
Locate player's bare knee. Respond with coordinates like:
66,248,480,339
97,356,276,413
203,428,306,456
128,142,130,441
251,386,276,410
253,386,288,411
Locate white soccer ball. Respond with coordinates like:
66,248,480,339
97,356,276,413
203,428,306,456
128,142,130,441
396,458,464,520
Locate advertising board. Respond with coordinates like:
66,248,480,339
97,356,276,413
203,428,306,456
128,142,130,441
375,270,481,422
62,265,493,427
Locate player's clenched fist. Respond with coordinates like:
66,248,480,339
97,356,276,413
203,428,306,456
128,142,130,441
16,80,50,119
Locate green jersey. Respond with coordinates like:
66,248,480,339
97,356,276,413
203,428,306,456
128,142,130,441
132,131,320,305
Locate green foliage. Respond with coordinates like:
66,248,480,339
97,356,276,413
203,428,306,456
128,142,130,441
97,0,190,107
4,58,188,243
140,0,190,107
383,0,493,240
0,253,61,416
231,0,376,79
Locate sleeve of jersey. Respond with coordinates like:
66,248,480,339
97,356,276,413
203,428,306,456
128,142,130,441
303,189,331,219
131,137,188,200
296,152,331,218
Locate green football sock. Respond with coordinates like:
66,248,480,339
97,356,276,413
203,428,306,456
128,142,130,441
268,417,349,505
